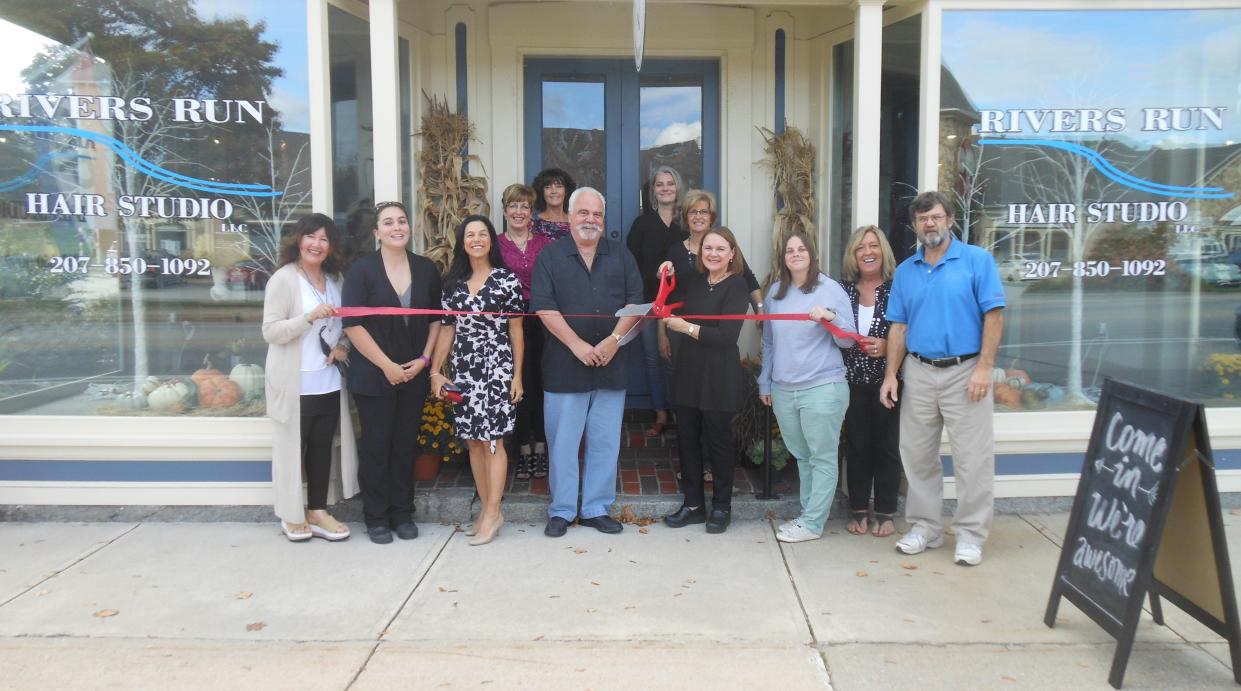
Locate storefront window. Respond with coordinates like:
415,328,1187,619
0,1,311,417
940,8,1241,409
828,39,853,276
329,6,374,262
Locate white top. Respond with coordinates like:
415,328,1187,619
857,303,875,338
298,273,342,395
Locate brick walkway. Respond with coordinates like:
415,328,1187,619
414,419,786,497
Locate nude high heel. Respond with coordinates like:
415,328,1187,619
469,517,503,546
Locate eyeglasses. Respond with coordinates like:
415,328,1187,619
375,201,406,214
915,214,948,225
686,209,712,217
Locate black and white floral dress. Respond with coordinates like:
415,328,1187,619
441,269,524,442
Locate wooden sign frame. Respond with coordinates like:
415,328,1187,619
1045,379,1241,688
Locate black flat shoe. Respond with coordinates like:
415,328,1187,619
394,522,419,540
706,508,731,534
544,516,571,538
578,515,623,534
663,505,706,528
367,525,393,544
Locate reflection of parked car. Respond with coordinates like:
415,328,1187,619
227,259,271,290
1175,258,1241,287
118,250,186,289
996,255,1035,283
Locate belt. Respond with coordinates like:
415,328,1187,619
910,352,978,368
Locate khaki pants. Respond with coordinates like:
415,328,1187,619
899,356,995,545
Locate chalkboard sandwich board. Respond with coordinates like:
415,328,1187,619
1045,378,1241,688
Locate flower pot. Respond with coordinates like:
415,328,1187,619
413,452,441,481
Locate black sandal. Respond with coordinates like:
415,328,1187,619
847,510,869,536
514,453,532,481
871,513,896,538
532,451,548,478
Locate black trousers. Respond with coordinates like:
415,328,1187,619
513,318,546,446
352,387,424,528
674,405,736,510
843,382,903,515
300,392,340,510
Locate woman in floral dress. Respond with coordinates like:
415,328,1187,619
430,214,524,546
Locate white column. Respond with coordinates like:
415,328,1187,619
306,0,333,215
369,0,401,204
851,0,885,229
918,4,943,193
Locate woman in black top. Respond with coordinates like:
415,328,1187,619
658,227,750,535
626,165,685,437
341,201,443,544
840,225,902,538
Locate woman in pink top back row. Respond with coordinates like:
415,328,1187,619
496,183,552,480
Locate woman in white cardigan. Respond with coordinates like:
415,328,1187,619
262,213,359,541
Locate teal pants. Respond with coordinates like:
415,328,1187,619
772,382,849,534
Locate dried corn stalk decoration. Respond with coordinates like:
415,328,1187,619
757,125,816,284
415,92,490,274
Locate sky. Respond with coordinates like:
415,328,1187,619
542,81,702,149
0,1,311,133
942,9,1241,148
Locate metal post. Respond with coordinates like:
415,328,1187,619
756,404,780,500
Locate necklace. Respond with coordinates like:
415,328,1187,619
707,273,727,291
507,229,530,252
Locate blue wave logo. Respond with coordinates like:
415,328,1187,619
0,124,281,197
977,138,1233,200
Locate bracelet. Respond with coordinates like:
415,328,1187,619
419,355,431,369
611,332,623,344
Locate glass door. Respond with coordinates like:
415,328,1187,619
523,58,720,243
523,58,719,406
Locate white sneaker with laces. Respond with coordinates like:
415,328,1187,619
777,517,803,535
776,522,821,543
954,541,983,566
895,530,943,555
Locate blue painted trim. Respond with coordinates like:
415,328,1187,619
455,22,468,120
0,460,271,483
7,452,1241,484
774,29,786,134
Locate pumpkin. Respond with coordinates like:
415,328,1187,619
148,381,191,411
140,375,163,396
1005,376,1026,390
1004,369,1032,386
197,376,243,408
1021,388,1046,410
192,356,224,387
229,364,264,401
991,367,1007,384
993,383,1022,409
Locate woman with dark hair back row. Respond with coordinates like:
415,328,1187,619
529,167,576,240
342,201,443,544
430,215,524,546
496,183,552,480
262,213,356,542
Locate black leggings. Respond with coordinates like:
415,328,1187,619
513,319,546,446
300,392,340,511
674,405,736,510
843,382,902,515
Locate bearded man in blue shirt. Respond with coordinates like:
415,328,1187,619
879,191,1005,567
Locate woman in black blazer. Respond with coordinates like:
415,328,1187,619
342,201,443,544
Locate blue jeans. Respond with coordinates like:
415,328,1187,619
772,382,849,534
639,322,669,412
544,389,626,521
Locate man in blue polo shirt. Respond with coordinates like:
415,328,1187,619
879,190,1005,566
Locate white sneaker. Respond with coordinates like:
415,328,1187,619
895,531,943,555
777,517,803,534
777,522,822,543
954,541,983,566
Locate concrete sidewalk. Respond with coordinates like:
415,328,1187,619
0,512,1238,690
